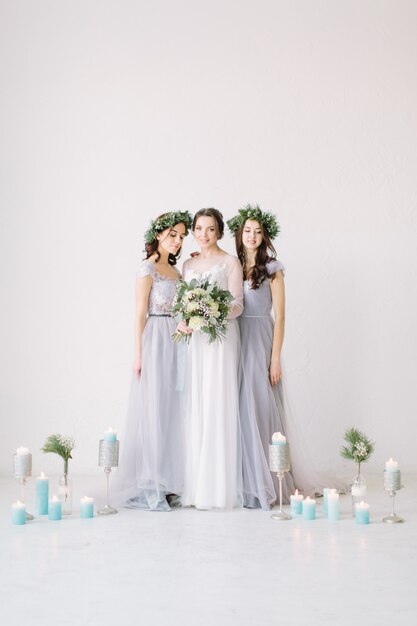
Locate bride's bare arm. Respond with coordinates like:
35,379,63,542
227,256,244,319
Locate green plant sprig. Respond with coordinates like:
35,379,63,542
42,434,75,473
340,427,375,465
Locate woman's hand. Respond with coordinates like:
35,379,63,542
269,358,282,386
133,355,142,376
177,320,193,335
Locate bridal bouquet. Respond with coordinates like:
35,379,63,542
171,277,233,344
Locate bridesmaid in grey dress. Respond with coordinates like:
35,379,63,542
228,205,296,509
115,211,192,511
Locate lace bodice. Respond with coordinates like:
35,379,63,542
136,260,180,315
182,253,243,319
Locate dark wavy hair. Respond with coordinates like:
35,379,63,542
144,213,185,266
192,208,224,239
235,221,277,289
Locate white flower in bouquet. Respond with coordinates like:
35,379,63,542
171,277,233,344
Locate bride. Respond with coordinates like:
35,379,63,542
180,208,244,509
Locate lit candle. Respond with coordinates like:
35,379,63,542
355,501,370,525
80,496,94,519
271,431,286,445
48,495,62,521
36,472,49,515
290,489,304,514
12,500,26,525
302,496,316,520
16,446,29,455
327,489,340,521
103,428,117,443
13,446,32,477
385,458,398,471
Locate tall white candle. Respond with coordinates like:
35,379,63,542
327,489,340,521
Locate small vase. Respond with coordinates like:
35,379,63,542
351,465,367,516
58,471,73,515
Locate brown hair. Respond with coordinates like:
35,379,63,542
235,220,277,289
144,213,185,266
192,208,224,239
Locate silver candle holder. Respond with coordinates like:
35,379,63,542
382,469,404,524
269,443,292,521
13,452,34,520
97,439,119,515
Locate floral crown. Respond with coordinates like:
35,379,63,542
227,204,280,239
144,211,193,244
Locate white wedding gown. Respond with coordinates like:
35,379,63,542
181,253,244,509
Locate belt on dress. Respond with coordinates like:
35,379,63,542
241,315,269,318
148,313,172,317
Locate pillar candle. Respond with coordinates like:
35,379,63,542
385,458,398,471
355,501,370,525
322,488,332,515
302,496,316,520
271,431,286,445
290,489,304,514
36,472,49,515
103,428,117,442
327,489,340,521
80,496,94,518
48,496,62,521
12,500,26,525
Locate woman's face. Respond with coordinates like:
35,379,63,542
193,216,219,249
157,222,186,255
242,219,263,251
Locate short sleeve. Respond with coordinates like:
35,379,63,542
136,260,155,279
267,259,285,277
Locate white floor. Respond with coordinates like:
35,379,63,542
1,474,416,626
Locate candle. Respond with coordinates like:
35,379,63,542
322,488,332,515
12,500,26,525
36,472,49,515
16,446,29,455
271,431,286,445
48,495,62,521
80,496,94,519
302,496,316,520
385,458,398,471
327,489,340,521
13,447,32,478
103,428,117,443
355,501,370,525
290,489,304,514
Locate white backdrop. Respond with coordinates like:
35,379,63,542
1,0,417,477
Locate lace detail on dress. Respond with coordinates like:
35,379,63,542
137,261,179,315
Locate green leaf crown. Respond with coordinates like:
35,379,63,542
144,211,193,244
227,204,280,240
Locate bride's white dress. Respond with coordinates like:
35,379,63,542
181,253,244,509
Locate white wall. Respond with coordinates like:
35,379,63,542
1,0,416,477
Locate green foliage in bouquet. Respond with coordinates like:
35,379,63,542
171,277,233,344
340,427,375,469
41,434,75,474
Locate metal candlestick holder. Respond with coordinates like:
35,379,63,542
269,443,292,521
97,439,119,515
13,453,34,520
382,469,404,524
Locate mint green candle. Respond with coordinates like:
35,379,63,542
48,496,62,521
355,501,370,524
103,428,117,442
290,490,303,514
12,501,26,525
80,497,94,518
36,473,49,515
302,497,316,520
